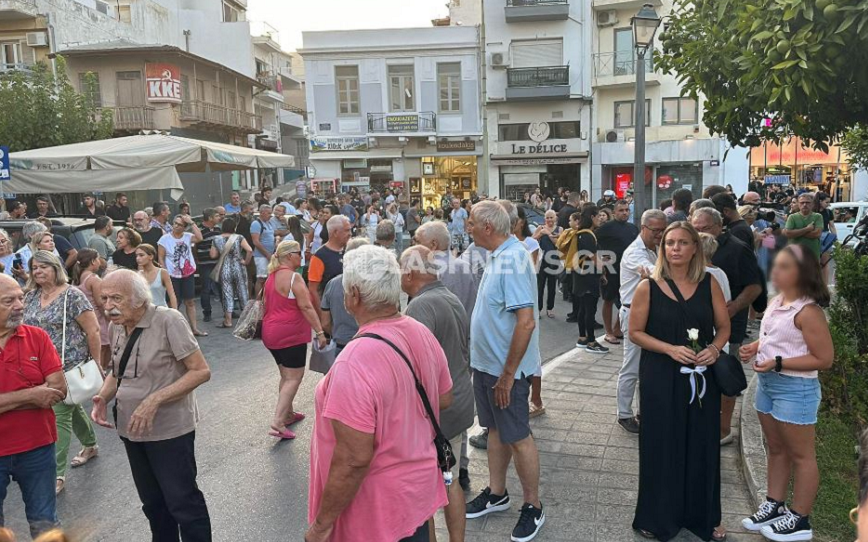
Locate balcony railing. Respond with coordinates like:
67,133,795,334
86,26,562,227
0,62,34,74
367,112,436,133
505,0,569,22
594,52,654,78
0,0,39,18
107,106,155,131
507,66,569,88
180,100,262,134
506,0,568,6
257,73,282,93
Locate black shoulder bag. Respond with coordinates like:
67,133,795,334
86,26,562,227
356,333,457,479
664,279,748,397
112,327,144,425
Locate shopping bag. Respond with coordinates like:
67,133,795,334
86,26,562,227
233,300,264,341
309,339,337,374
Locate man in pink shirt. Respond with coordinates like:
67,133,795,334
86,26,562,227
306,245,453,542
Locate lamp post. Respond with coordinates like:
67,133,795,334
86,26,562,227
631,3,661,225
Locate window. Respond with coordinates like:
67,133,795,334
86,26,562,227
388,64,415,112
211,85,223,106
662,97,698,125
0,42,20,70
336,65,359,115
498,121,581,141
222,1,242,22
511,39,563,68
78,72,102,108
180,75,190,103
226,91,237,110
438,63,461,113
116,71,143,107
118,4,131,23
196,79,206,102
614,100,651,128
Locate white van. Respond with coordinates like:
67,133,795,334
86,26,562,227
829,201,868,246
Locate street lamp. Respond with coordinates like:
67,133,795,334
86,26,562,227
631,3,661,225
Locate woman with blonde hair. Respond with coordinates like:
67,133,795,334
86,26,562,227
261,240,327,439
629,222,731,541
135,243,177,309
72,248,110,369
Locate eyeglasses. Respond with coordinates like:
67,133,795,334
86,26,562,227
851,507,859,525
173,222,185,227
643,225,666,235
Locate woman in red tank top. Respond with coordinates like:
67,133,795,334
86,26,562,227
261,240,327,439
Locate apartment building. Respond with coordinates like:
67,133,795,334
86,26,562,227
279,52,310,182
301,26,483,207
482,0,594,200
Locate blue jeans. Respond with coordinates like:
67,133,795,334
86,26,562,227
198,265,220,317
0,444,59,538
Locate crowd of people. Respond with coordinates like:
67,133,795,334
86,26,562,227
0,181,863,542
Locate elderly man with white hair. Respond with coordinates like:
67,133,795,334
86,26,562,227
464,200,545,542
91,269,212,542
308,214,351,316
414,221,478,319
307,245,453,542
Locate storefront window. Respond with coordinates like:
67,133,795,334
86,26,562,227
653,164,703,206
414,156,478,209
340,159,394,194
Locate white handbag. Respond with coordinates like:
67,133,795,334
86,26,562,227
60,289,105,406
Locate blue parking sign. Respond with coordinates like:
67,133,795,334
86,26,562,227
0,146,9,181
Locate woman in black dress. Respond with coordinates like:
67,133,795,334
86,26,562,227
628,221,731,541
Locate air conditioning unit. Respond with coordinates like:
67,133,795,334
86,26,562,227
602,129,625,143
490,52,508,69
597,10,619,27
26,32,48,48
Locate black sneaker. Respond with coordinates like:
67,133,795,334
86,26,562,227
469,429,488,450
466,487,510,519
742,497,788,531
586,342,609,354
594,321,604,329
575,338,589,349
459,468,471,492
760,510,813,541
203,313,212,323
566,315,578,323
618,416,640,434
511,502,545,542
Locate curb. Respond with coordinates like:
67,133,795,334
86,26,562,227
739,373,767,508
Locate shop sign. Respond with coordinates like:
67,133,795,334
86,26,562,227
437,140,476,152
386,115,419,132
764,174,790,185
0,146,8,181
145,63,182,103
369,164,393,173
310,136,369,153
510,143,568,155
493,156,581,166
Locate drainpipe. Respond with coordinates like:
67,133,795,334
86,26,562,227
479,0,490,197
45,12,57,80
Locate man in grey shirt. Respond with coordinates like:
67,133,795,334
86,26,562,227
320,237,369,353
400,245,473,541
88,216,116,259
414,221,478,318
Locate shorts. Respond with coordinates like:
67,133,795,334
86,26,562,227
755,372,821,425
170,275,196,301
473,369,532,444
268,343,308,369
601,274,621,302
254,256,269,279
448,432,465,480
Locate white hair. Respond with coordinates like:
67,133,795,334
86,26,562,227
327,214,350,235
342,245,401,310
692,207,723,227
497,199,519,229
400,246,439,275
376,219,395,242
472,200,511,236
22,221,47,241
641,209,668,225
104,268,152,307
415,221,450,251
346,237,370,252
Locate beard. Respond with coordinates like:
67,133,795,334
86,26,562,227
7,312,23,329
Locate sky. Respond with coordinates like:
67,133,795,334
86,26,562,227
246,0,450,52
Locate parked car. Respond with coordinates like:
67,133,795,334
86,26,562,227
2,217,123,252
829,201,868,247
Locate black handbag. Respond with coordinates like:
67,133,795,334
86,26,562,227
665,279,748,397
356,333,457,477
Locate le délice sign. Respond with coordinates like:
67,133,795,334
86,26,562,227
146,63,182,103
510,143,568,154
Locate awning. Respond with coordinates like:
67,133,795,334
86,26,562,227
6,134,296,194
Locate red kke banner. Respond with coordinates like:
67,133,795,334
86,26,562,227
145,63,182,104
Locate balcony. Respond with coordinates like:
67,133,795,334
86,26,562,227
505,0,569,22
106,106,155,132
0,0,39,19
506,66,570,101
592,0,661,10
593,52,659,89
180,100,262,134
0,62,34,74
367,112,436,134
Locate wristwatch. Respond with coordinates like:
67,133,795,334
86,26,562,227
774,356,783,373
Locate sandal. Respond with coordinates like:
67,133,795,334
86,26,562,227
712,527,727,541
216,322,233,328
71,445,99,468
636,529,655,539
546,310,555,319
529,403,546,418
193,330,209,337
603,334,622,345
56,477,65,496
286,412,306,425
268,428,296,440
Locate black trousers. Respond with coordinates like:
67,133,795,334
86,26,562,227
121,431,212,542
399,521,430,542
573,292,599,339
537,270,557,311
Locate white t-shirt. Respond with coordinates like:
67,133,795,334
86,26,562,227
158,232,197,278
521,236,540,256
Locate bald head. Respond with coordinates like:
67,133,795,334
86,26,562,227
743,191,761,205
415,221,451,252
400,245,440,296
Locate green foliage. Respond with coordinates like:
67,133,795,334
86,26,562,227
813,410,859,542
656,0,868,151
824,245,868,425
0,56,113,152
842,124,868,169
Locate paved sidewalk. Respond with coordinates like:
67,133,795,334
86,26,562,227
437,340,766,542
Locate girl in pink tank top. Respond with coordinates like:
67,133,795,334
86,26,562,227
260,241,327,440
737,245,833,540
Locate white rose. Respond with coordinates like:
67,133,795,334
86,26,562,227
687,328,700,341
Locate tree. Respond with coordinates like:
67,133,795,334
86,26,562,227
842,124,868,169
0,56,113,152
656,0,868,151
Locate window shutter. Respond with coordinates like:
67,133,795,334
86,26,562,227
511,40,563,68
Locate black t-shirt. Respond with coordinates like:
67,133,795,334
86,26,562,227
573,231,600,296
311,245,343,295
139,228,163,248
105,204,130,222
53,234,75,264
111,249,138,270
76,206,105,218
557,204,577,230
237,215,253,246
27,211,58,219
196,226,221,266
711,232,762,343
727,219,755,248
819,208,833,231
594,220,639,273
